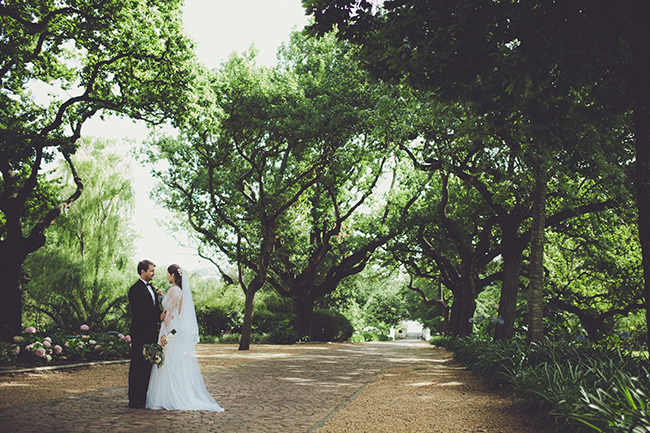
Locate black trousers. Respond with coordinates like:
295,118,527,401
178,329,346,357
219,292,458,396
128,341,153,405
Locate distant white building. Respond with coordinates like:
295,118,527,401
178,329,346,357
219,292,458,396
391,321,430,340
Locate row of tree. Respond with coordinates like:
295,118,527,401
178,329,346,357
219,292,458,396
301,0,649,347
2,1,647,350
147,26,643,348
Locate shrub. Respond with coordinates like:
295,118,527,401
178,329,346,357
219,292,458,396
0,341,21,363
1,325,131,367
252,293,295,334
267,326,302,345
432,336,650,432
569,368,650,432
350,331,391,342
217,333,242,344
196,304,235,336
311,309,354,342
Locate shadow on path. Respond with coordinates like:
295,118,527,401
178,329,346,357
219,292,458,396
0,341,445,433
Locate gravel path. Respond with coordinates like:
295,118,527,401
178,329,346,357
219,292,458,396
0,341,549,432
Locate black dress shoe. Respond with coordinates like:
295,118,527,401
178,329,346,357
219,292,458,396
128,401,145,408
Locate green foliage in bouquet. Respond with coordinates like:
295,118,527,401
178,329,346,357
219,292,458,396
143,343,164,368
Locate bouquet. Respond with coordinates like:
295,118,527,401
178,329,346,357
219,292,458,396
142,329,176,368
143,343,164,368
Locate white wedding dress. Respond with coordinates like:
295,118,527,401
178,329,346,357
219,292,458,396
146,278,224,412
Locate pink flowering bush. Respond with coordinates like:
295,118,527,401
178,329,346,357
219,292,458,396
1,324,132,367
0,342,22,363
21,340,54,364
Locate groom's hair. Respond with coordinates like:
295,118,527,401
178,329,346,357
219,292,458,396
137,259,155,276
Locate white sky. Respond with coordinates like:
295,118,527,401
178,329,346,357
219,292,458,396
81,0,310,271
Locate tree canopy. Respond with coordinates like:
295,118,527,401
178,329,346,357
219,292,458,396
0,0,197,339
303,0,648,345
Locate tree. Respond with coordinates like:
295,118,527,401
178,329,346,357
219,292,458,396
304,0,648,345
149,45,350,350
630,0,650,350
262,33,422,336
268,169,418,337
0,0,197,339
24,138,137,332
388,169,501,337
150,33,420,347
545,208,644,341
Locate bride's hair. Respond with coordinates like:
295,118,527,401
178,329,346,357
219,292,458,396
167,264,183,288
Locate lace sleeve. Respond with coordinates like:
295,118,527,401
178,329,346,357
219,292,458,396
160,286,182,337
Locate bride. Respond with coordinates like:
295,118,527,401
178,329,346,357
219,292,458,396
146,264,224,412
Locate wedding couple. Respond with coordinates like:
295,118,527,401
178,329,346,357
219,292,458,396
128,260,224,411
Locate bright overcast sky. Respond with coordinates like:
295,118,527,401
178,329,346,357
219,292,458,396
82,0,311,272
184,0,310,69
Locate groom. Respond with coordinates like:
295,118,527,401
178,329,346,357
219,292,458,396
128,259,165,409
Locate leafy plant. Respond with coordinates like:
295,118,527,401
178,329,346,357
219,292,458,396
433,336,650,432
569,370,650,433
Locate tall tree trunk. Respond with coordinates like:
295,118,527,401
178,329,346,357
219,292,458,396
448,299,464,336
494,231,523,340
0,246,25,340
458,295,476,337
527,166,547,343
0,151,82,341
238,288,257,351
438,280,452,335
631,0,650,350
295,296,315,337
449,285,476,337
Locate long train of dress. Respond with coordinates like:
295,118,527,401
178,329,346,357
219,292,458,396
146,285,224,411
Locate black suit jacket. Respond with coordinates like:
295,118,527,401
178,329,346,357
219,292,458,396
128,280,162,344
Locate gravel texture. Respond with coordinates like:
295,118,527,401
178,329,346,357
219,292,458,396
312,344,548,433
0,342,549,432
0,343,332,408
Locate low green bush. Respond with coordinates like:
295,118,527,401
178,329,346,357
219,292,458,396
196,304,238,336
311,309,354,342
350,331,391,342
267,326,302,345
431,336,650,432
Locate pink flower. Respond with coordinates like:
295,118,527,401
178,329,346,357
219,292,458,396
54,345,62,354
124,335,131,343
13,346,20,355
25,344,34,350
94,345,102,351
35,348,46,357
82,335,89,339
25,326,36,334
43,340,51,348
89,340,96,345
44,337,52,343
118,333,124,339
64,341,69,347
80,324,90,331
